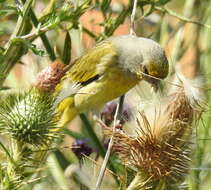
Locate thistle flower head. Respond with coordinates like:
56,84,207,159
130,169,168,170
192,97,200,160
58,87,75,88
0,88,59,146
104,76,203,188
101,101,131,125
72,139,93,159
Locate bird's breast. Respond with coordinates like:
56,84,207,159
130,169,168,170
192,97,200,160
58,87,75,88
74,66,140,112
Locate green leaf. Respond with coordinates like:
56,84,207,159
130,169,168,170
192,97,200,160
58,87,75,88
12,38,46,56
47,154,69,190
101,0,111,12
63,128,85,139
155,0,171,6
54,150,70,170
0,46,4,54
62,31,72,65
0,10,8,16
28,43,45,56
0,86,10,90
79,114,106,156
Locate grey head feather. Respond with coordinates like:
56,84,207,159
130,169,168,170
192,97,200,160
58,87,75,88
110,35,167,75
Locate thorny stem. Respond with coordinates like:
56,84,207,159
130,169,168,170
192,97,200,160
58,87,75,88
95,1,138,186
15,26,52,41
117,0,139,128
29,9,56,61
7,140,24,181
117,95,125,121
95,1,139,187
0,0,33,87
20,0,56,61
155,6,211,30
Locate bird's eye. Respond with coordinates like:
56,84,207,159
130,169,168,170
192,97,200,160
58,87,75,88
143,65,149,75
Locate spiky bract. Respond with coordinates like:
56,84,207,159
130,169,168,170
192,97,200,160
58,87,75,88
0,88,59,146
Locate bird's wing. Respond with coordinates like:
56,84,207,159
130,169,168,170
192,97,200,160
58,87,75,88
67,40,118,84
54,40,118,104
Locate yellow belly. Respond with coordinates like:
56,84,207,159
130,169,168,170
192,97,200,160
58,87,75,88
74,67,139,112
57,67,140,126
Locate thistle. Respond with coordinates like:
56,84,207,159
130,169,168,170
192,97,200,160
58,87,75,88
104,76,203,189
72,139,94,159
101,101,132,125
0,88,59,146
0,88,60,189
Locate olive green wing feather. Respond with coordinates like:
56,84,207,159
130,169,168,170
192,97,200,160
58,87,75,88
67,40,118,83
54,40,118,104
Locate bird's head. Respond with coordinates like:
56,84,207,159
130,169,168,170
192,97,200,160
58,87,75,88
111,35,169,91
132,37,169,92
140,57,169,92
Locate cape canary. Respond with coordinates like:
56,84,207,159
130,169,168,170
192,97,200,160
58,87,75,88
55,35,169,126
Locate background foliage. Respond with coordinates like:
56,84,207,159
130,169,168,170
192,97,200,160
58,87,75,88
1,0,211,189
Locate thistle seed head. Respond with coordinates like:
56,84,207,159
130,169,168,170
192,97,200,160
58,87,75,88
104,77,203,187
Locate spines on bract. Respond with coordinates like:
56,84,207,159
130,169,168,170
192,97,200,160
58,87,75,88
0,88,59,146
104,75,204,189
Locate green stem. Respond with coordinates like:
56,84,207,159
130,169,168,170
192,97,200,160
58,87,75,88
79,114,119,185
29,9,56,61
126,173,142,190
80,114,106,156
126,173,150,190
170,0,196,64
82,26,97,39
21,0,56,61
0,0,33,86
155,6,211,30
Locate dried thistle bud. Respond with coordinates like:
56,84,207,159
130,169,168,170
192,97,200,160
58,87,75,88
0,88,59,146
167,86,193,123
36,60,66,92
104,79,202,189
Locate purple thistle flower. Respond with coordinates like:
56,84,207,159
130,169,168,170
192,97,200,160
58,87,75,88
101,101,131,125
72,139,93,159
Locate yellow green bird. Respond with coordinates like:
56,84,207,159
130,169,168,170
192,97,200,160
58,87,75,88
55,35,169,126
